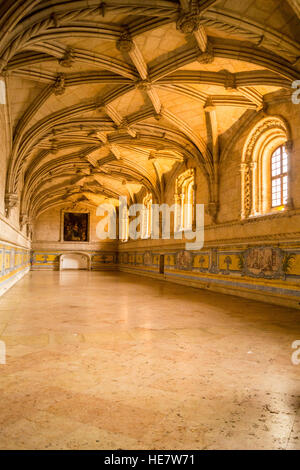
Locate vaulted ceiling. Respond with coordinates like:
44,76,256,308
1,0,299,221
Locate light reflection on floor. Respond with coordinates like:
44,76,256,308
0,271,299,450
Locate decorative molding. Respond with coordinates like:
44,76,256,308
176,13,202,34
53,73,65,95
58,47,75,68
197,42,214,64
116,30,133,53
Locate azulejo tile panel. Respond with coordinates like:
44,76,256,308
0,242,30,292
31,251,117,270
118,244,300,308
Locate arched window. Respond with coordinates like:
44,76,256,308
241,117,291,218
142,193,152,239
175,169,195,231
271,145,288,208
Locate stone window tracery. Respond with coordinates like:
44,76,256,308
174,169,195,231
241,117,292,219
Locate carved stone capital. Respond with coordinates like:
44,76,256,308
177,13,201,34
20,213,29,230
116,31,133,53
5,193,18,217
5,193,18,208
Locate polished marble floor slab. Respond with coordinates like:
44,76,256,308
0,271,299,450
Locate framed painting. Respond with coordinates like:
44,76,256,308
63,212,89,242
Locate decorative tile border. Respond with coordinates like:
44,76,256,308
118,244,300,308
0,242,30,296
31,251,117,270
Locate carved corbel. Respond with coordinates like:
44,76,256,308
176,12,201,34
53,73,65,95
5,193,18,217
205,201,219,224
20,213,29,230
26,221,33,240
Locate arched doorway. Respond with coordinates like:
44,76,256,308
59,253,90,270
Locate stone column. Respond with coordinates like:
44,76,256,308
285,140,294,209
250,162,257,217
192,183,197,230
174,194,180,234
240,163,248,219
180,193,185,230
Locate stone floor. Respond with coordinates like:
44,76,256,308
0,270,299,450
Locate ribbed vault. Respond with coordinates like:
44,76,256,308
1,0,299,225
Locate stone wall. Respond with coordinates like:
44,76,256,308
118,238,300,309
5,102,300,308
31,204,117,271
118,101,300,309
